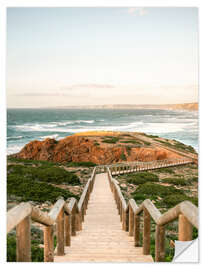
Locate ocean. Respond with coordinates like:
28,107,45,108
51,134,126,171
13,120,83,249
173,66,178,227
7,108,198,155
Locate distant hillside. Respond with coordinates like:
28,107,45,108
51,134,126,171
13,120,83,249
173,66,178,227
166,103,198,111
55,102,198,111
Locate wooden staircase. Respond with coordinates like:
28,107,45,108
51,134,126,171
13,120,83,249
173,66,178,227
54,173,153,262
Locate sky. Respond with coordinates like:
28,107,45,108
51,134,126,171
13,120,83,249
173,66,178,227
7,7,198,108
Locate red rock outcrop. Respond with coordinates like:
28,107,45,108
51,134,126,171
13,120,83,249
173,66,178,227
12,134,182,165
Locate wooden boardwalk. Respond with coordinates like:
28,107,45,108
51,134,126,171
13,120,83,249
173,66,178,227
54,173,153,263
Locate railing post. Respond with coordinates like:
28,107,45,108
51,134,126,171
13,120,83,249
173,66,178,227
143,207,151,255
71,207,77,236
178,214,193,241
56,208,64,256
119,201,122,221
79,211,83,230
155,225,165,262
44,225,54,262
129,206,134,236
16,216,31,262
64,214,71,246
122,208,128,231
134,215,140,247
75,212,81,231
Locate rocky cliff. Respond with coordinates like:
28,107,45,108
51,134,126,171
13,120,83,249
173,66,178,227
12,132,183,165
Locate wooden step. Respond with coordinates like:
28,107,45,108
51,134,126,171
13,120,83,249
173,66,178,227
54,173,153,263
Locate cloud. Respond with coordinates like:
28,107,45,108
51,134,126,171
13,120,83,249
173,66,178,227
13,84,115,98
60,84,115,91
127,7,148,16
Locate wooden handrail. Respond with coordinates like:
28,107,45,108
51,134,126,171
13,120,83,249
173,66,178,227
7,167,97,262
107,167,198,261
107,157,193,175
7,202,32,233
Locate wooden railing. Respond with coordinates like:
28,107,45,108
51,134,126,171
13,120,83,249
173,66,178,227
108,157,193,175
7,167,97,262
107,167,198,262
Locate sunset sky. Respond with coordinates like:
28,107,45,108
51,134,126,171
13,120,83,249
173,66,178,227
7,7,198,108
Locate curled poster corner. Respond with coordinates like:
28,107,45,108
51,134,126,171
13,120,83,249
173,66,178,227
172,238,198,262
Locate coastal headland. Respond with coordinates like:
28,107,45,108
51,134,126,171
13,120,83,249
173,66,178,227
11,131,197,165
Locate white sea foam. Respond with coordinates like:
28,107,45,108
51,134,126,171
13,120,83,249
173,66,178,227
14,120,95,132
7,135,23,140
40,134,59,140
7,145,23,155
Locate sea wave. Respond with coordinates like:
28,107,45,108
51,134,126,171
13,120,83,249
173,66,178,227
39,134,60,140
13,119,197,134
7,136,23,141
7,144,23,155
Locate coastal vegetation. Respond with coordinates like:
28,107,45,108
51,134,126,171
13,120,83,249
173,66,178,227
6,157,94,203
154,138,196,153
116,163,198,261
66,161,97,167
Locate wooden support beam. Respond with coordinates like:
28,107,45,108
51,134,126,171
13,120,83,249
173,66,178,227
56,208,64,256
122,209,128,231
143,207,151,255
129,206,134,236
178,214,193,241
64,214,71,246
44,225,54,262
71,208,77,236
16,216,31,262
134,215,140,247
155,225,165,262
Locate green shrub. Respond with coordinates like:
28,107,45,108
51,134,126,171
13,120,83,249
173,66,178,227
132,193,147,201
7,174,78,203
7,235,16,261
127,172,159,185
8,157,59,167
94,142,100,146
161,178,187,186
102,136,120,144
173,140,196,153
144,141,151,146
8,164,80,185
155,167,174,174
7,234,44,262
191,176,198,182
120,152,127,161
31,245,44,262
66,161,96,167
135,182,184,199
126,146,132,155
193,227,198,239
120,140,141,145
144,134,159,139
163,194,198,207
